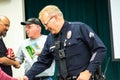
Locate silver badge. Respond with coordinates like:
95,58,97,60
67,31,72,39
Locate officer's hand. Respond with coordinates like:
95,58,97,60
35,51,40,56
77,70,92,80
17,76,29,80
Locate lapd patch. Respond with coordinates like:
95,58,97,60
67,30,72,39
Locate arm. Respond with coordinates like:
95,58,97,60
0,57,20,68
77,23,106,80
25,54,53,80
25,35,54,80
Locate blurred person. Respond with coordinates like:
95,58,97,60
0,67,18,80
0,15,20,76
0,20,19,80
18,5,106,80
15,18,55,80
0,21,5,35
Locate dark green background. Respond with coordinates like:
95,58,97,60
24,0,120,80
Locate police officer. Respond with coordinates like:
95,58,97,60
18,5,106,80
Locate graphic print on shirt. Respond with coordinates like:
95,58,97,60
25,42,41,60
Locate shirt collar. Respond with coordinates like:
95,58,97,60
59,21,70,35
53,21,70,38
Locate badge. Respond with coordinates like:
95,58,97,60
67,30,72,39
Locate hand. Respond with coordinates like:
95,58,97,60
77,70,92,80
17,76,29,80
13,60,20,68
35,51,40,56
10,52,15,60
7,52,15,60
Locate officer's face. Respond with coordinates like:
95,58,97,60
40,13,61,34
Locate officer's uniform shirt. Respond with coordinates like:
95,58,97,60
26,21,106,80
0,37,12,76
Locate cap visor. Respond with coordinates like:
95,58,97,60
21,22,32,25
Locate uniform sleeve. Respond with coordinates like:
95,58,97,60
80,23,107,73
25,35,54,80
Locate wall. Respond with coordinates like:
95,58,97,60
0,0,25,77
109,0,120,60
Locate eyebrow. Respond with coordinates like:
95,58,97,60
4,24,10,27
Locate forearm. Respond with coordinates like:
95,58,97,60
87,47,107,73
0,57,20,66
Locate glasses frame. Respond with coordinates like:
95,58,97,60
44,16,54,26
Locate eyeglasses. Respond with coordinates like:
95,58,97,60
44,16,54,26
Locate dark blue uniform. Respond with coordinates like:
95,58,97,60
26,21,106,80
0,38,12,76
